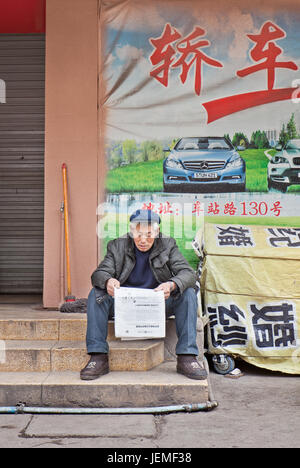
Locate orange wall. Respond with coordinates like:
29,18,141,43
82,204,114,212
44,0,99,307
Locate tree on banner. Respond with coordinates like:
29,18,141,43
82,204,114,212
278,114,300,146
286,113,298,139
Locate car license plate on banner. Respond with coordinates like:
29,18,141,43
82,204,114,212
194,172,217,179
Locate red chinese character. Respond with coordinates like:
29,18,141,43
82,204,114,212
158,201,173,215
149,23,181,88
236,21,298,91
224,202,237,216
192,201,204,216
172,26,223,96
141,202,156,211
207,202,220,215
149,24,223,96
270,201,282,217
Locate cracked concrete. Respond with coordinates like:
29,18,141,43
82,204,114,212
0,361,299,448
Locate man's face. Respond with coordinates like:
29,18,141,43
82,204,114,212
131,222,159,252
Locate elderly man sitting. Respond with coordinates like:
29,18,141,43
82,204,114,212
80,209,207,381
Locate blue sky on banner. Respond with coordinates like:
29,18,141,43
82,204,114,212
103,1,300,141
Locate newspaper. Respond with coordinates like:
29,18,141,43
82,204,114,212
114,287,166,339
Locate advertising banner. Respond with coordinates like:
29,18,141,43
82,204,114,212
99,0,300,371
99,0,300,268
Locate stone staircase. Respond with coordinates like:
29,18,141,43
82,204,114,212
0,303,209,408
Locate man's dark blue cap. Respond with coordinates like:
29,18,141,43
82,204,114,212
129,209,161,225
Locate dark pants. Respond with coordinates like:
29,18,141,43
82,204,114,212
86,287,199,356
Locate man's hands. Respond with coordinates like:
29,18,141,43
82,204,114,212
106,278,120,297
154,281,176,300
106,279,176,299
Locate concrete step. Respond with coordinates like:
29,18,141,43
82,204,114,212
0,339,164,372
0,307,204,374
0,308,88,341
0,362,209,408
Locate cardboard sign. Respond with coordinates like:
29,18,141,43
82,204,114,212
200,223,300,374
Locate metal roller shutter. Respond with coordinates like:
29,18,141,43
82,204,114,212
0,34,45,294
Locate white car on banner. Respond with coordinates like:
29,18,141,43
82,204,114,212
268,139,300,192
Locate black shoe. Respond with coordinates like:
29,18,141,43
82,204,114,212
80,353,109,381
177,355,208,380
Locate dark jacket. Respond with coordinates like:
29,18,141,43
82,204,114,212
91,233,197,303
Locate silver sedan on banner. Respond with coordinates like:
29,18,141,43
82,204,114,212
163,137,246,193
